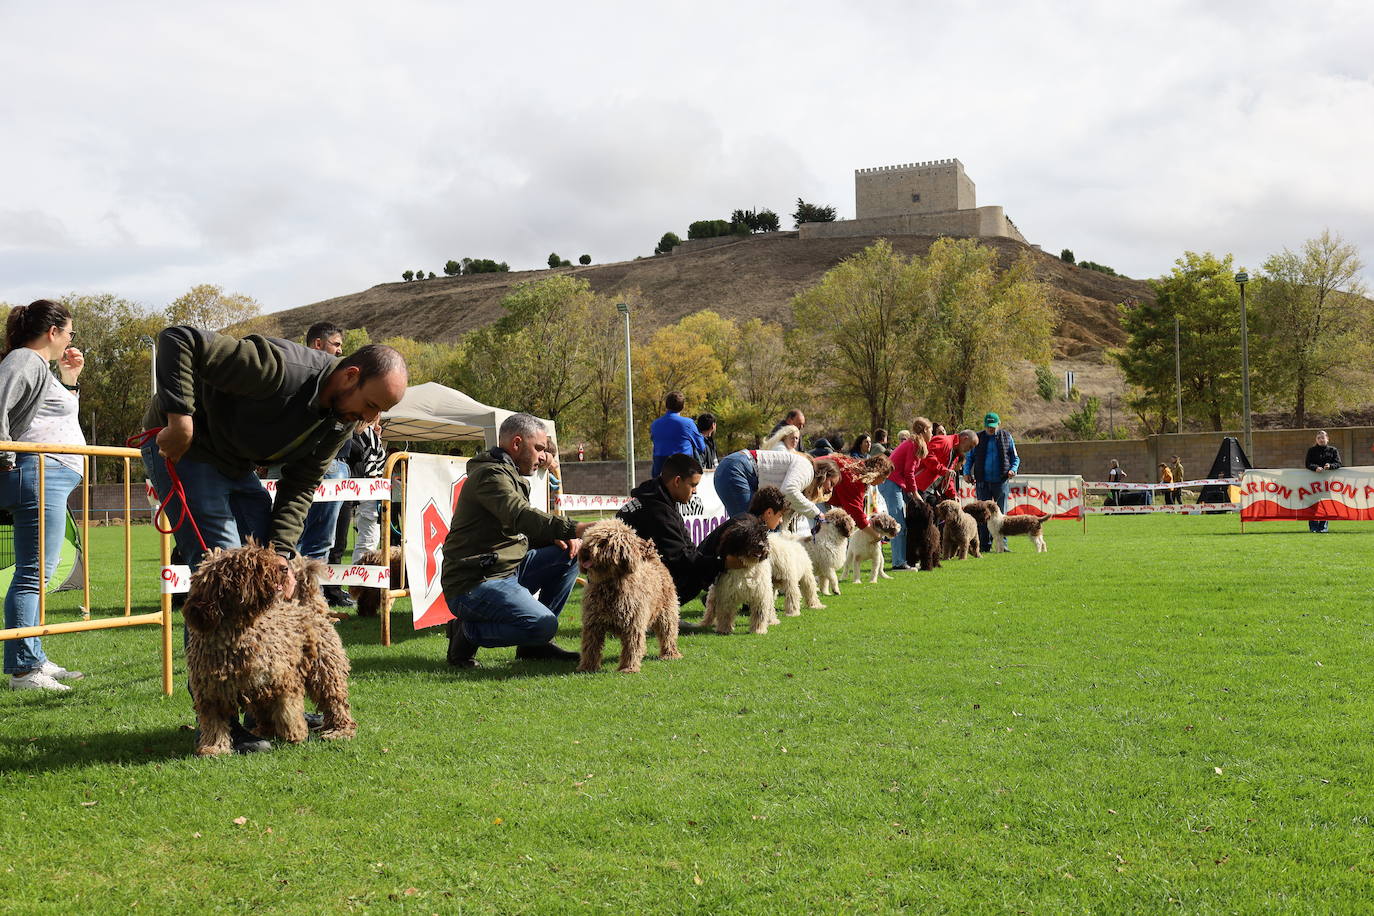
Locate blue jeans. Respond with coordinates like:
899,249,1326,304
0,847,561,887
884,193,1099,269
141,443,272,570
2,455,81,674
877,479,908,566
713,452,758,517
447,545,579,648
298,459,348,560
975,478,1011,552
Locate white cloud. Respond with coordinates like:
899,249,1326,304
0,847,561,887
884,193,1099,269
2,0,1372,309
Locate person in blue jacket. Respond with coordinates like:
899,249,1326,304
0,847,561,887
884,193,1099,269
649,391,707,477
963,412,1020,552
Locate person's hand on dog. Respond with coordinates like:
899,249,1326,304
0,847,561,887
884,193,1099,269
556,538,582,558
275,556,297,600
157,413,195,462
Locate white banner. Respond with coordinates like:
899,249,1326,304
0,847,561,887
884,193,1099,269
402,454,549,630
957,474,1085,520
159,563,390,594
1240,466,1374,522
145,476,390,510
559,471,729,546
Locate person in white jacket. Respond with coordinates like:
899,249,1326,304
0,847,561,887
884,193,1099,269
712,445,839,525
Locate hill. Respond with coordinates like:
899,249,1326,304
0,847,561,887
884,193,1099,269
271,233,1151,360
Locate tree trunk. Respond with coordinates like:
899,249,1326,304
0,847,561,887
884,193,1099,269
1295,380,1307,429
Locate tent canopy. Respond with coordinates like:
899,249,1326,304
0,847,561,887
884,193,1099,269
380,382,557,447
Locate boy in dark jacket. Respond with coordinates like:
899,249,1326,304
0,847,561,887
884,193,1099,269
443,413,594,668
1305,430,1341,533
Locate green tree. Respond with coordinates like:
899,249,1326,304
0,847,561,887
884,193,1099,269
427,272,436,279
1060,249,1075,264
631,320,726,455
547,253,561,269
165,283,262,331
444,260,461,276
755,209,781,233
1253,230,1371,427
791,198,837,228
791,239,921,431
1063,396,1101,438
687,219,733,240
1035,364,1056,401
654,232,681,255
1113,251,1244,433
402,270,414,281
341,327,372,355
578,254,591,266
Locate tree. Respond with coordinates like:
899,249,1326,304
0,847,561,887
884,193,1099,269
730,209,757,234
165,283,262,331
578,254,591,265
1113,251,1244,432
632,321,726,454
416,268,425,280
791,239,921,431
341,327,372,355
1079,261,1118,276
791,198,837,228
909,238,1055,427
444,260,462,276
1253,230,1372,426
687,219,733,240
402,270,414,281
547,253,562,269
428,272,436,279
1060,249,1075,264
1063,396,1101,438
755,209,781,233
654,232,681,255
1035,365,1056,401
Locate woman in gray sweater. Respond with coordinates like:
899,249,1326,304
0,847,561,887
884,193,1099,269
0,300,87,691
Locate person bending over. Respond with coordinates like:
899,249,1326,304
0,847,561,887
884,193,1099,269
443,413,595,669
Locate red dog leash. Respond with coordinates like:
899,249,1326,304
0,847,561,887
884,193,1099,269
127,428,208,552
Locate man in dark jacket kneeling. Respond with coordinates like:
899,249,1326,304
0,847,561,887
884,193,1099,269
442,413,594,669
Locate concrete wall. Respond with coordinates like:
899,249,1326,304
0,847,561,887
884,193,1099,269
671,231,795,255
561,460,654,497
1015,426,1374,482
798,206,1024,244
855,159,974,219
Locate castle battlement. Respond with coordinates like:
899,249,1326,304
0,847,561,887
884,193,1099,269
855,158,963,174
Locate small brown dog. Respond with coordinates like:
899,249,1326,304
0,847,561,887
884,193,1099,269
986,503,1048,552
184,545,357,756
576,519,682,673
349,545,403,617
935,499,981,560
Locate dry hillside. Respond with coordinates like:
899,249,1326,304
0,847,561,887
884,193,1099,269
272,233,1151,360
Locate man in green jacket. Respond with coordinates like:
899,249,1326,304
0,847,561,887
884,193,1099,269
444,413,594,668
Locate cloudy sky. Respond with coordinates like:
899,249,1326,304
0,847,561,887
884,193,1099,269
3,0,1372,312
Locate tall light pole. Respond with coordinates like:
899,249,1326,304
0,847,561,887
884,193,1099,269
1174,315,1184,434
616,302,635,494
1235,271,1253,461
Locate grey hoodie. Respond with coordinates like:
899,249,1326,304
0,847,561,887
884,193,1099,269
0,348,59,468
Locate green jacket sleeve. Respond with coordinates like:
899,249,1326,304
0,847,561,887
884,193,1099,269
269,427,351,555
154,327,287,417
473,465,577,547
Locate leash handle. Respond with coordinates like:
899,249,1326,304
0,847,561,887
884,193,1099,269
128,427,208,552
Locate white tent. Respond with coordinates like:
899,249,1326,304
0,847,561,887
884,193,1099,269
379,382,557,447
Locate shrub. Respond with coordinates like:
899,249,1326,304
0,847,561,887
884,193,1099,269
1035,365,1056,401
654,232,681,255
578,254,591,265
1060,249,1075,264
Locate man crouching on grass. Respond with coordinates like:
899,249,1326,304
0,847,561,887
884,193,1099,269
443,413,594,669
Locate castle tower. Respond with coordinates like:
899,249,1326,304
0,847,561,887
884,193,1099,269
854,159,976,220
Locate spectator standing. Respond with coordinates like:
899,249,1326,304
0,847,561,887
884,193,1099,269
649,392,707,478
963,414,1020,553
1305,430,1341,533
0,301,87,691
350,419,387,565
877,418,933,570
443,414,594,669
869,428,889,457
1157,463,1174,506
696,413,718,469
1170,455,1186,504
768,408,806,439
1107,459,1126,506
847,434,871,459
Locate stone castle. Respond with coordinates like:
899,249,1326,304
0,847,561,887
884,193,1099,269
798,158,1028,244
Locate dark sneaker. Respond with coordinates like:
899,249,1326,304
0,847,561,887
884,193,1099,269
305,713,324,731
446,620,480,668
229,722,272,754
323,585,356,608
515,641,580,662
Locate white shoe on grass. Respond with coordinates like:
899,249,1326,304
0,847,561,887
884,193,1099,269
39,660,84,681
9,670,71,691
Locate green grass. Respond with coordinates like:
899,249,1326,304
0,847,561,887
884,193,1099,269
3,516,1373,913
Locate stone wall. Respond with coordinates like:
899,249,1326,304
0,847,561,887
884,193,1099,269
1015,426,1374,482
855,159,974,219
798,206,1025,244
671,231,796,255
560,460,654,497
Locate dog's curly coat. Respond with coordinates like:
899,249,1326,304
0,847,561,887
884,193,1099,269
703,516,775,635
769,529,824,617
935,499,981,560
576,519,682,672
184,545,357,756
902,495,944,572
348,545,403,617
803,508,856,596
986,502,1048,552
845,512,901,583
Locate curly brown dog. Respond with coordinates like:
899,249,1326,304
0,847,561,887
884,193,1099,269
961,499,996,527
577,519,682,673
184,545,357,756
902,493,943,571
986,502,1048,552
348,545,403,617
935,499,981,560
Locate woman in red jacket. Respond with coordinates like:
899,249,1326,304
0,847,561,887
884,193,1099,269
826,454,893,529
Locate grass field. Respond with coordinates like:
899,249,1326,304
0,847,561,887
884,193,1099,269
2,515,1372,914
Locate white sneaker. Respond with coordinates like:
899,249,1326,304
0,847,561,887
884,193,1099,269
10,670,71,691
39,660,84,681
